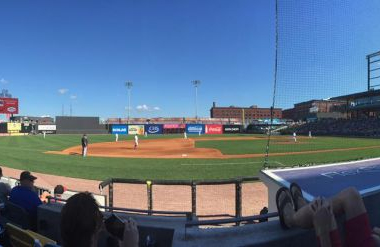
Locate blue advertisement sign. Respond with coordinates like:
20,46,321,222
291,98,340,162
145,124,163,134
186,124,205,134
111,125,128,134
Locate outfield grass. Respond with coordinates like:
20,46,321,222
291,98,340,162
0,134,379,181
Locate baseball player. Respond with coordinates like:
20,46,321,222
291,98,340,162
43,131,46,139
81,134,88,157
293,132,297,142
184,131,187,139
134,134,139,149
115,133,119,142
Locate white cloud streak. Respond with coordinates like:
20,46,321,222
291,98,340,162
136,104,161,112
58,88,69,94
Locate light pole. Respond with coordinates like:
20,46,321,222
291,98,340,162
191,80,201,122
125,81,133,123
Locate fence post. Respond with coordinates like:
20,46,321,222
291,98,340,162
109,181,114,212
191,182,197,216
235,180,242,225
147,181,153,215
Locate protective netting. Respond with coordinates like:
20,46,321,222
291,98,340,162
152,185,191,212
265,0,380,167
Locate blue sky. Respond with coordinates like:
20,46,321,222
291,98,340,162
0,0,379,119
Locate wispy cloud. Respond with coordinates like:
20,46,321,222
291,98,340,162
0,78,9,84
58,88,69,94
136,104,161,112
70,95,77,100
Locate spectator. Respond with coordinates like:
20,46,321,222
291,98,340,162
276,184,379,247
61,192,139,247
9,171,42,228
0,167,11,204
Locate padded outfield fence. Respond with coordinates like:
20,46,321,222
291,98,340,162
99,177,263,220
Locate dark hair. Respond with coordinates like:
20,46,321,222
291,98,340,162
0,167,2,176
61,192,102,247
54,185,65,195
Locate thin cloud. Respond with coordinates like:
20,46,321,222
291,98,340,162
0,78,9,84
58,88,69,94
136,104,161,112
70,95,77,100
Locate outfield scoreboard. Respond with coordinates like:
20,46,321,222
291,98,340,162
0,98,19,114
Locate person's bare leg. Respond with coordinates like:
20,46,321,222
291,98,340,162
287,187,365,229
329,187,366,220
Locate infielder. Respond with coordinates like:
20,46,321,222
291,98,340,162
115,133,119,142
134,134,139,149
81,134,88,157
184,131,187,139
293,132,297,142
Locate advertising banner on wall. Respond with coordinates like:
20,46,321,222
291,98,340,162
128,125,144,135
111,125,128,134
205,124,223,134
145,124,163,134
163,124,186,129
0,98,19,114
38,125,57,134
186,124,205,134
223,125,242,134
7,122,21,133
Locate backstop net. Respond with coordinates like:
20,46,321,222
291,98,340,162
265,0,380,168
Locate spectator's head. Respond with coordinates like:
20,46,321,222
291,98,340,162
54,185,66,196
19,171,37,188
0,167,3,177
61,192,103,247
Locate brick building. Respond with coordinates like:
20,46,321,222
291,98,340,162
283,99,346,121
210,102,282,121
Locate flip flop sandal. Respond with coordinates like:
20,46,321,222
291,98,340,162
276,187,294,229
290,182,304,211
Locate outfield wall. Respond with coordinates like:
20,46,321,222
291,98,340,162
109,124,242,135
56,116,108,134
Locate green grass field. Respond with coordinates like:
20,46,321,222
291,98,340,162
0,134,380,181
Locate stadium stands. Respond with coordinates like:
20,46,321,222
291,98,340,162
286,118,380,137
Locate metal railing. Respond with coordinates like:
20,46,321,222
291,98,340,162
99,177,261,219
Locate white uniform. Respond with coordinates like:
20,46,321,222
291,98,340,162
134,135,139,149
43,131,46,139
184,132,187,139
293,132,297,142
308,131,312,138
115,133,119,142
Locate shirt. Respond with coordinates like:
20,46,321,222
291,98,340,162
9,186,42,217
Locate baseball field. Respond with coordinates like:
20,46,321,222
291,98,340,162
1,134,380,181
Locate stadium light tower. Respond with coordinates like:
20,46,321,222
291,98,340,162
125,81,133,123
192,80,201,121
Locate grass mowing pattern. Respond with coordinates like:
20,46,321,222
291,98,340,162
0,134,379,181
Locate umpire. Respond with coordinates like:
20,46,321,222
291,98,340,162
81,134,88,157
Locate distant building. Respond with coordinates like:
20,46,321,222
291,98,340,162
283,99,346,121
209,102,282,121
10,116,54,124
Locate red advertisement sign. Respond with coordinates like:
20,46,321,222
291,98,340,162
205,124,223,134
0,98,19,114
163,124,186,129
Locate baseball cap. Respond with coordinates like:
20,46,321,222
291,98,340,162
20,171,37,181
